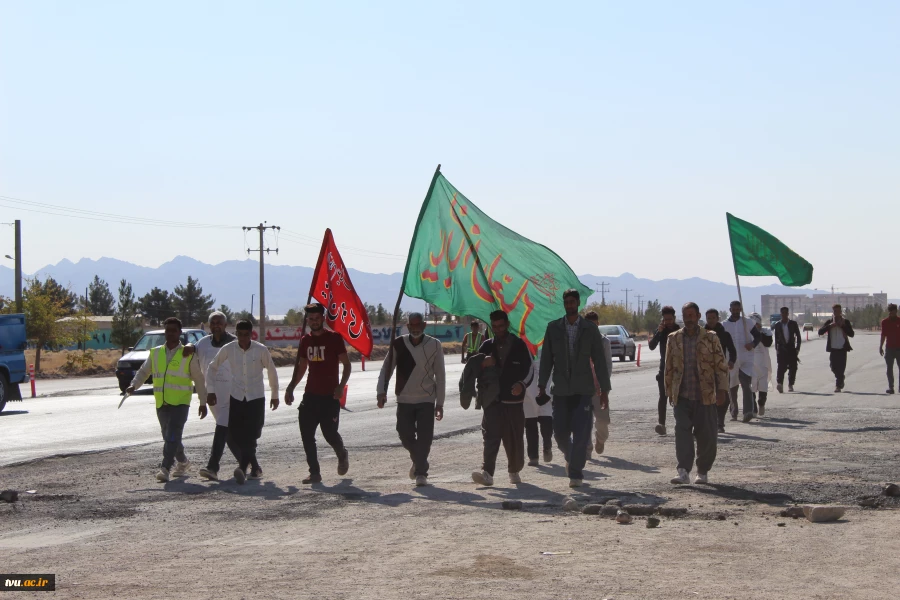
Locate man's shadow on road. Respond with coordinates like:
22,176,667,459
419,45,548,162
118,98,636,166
130,478,300,500
718,432,780,443
680,482,794,506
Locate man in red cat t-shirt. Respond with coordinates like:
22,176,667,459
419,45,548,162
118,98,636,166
285,303,352,484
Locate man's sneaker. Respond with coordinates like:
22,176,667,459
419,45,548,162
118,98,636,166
788,385,794,392
156,467,170,482
670,468,689,485
717,426,725,434
302,473,322,484
248,467,263,480
234,467,246,485
758,405,766,416
542,449,553,463
509,472,522,484
198,467,218,481
171,460,190,477
409,464,416,480
568,478,583,488
834,387,841,393
415,475,428,487
742,413,754,423
337,450,349,476
693,472,709,484
887,388,895,395
596,442,605,455
527,458,539,467
776,383,783,393
654,424,666,436
471,470,494,486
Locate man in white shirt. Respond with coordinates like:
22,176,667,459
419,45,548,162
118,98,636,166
195,311,240,480
721,300,761,423
203,320,280,484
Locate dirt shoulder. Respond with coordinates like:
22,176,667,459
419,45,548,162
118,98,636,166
2,401,899,600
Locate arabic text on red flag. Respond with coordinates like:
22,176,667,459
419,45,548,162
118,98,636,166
310,229,373,357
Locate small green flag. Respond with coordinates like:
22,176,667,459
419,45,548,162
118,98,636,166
727,213,813,286
402,170,590,354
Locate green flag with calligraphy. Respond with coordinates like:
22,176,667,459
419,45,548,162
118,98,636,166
402,169,591,355
727,213,813,286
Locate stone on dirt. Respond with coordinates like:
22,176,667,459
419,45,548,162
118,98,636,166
615,510,632,524
883,483,900,497
582,504,604,515
658,506,688,517
622,504,655,516
646,517,660,528
563,499,580,511
802,505,848,523
780,506,805,518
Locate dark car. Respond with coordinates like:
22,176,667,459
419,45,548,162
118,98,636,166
115,328,206,392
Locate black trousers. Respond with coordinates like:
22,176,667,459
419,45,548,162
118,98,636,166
656,370,668,425
206,424,242,473
830,350,848,388
674,399,718,474
525,416,553,459
156,404,189,469
229,397,266,472
481,402,525,476
396,402,435,477
298,393,346,476
776,351,799,386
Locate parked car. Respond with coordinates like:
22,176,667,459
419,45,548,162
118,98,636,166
598,325,637,361
115,328,207,392
803,323,814,332
0,313,27,413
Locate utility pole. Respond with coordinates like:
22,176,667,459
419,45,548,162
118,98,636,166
635,294,644,315
243,222,279,345
621,288,633,313
596,282,609,305
14,220,22,313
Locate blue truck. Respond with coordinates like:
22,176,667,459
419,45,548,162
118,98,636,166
0,313,27,413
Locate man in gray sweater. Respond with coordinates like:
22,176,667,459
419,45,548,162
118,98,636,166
377,312,446,486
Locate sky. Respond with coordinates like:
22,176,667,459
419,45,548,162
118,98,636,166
1,1,898,300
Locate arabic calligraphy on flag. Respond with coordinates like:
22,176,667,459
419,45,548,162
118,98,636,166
310,229,374,357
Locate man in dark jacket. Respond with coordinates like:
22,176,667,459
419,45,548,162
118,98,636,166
471,310,533,487
773,306,802,393
818,304,855,393
705,309,737,433
648,305,680,436
538,289,611,488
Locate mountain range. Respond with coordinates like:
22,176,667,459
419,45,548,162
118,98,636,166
0,256,829,317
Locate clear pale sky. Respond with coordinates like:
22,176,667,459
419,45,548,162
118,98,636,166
1,2,897,297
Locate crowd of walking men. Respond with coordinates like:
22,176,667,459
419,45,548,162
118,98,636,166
129,292,898,488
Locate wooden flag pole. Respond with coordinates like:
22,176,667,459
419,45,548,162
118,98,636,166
383,164,442,392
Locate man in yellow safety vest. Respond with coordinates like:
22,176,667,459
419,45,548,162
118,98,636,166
127,317,208,483
462,322,484,364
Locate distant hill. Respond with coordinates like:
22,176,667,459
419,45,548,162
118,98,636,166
0,257,816,316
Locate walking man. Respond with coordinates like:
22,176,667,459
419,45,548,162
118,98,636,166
774,307,802,393
203,320,279,483
705,308,737,433
195,311,241,481
748,314,774,416
665,303,729,485
524,353,553,466
584,311,612,457
818,304,855,393
461,321,484,364
376,312,446,487
648,306,680,435
538,289,611,488
880,303,900,394
722,300,761,423
471,310,533,486
126,317,208,483
285,303,352,484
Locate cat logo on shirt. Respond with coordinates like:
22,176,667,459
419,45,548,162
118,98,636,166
307,345,326,362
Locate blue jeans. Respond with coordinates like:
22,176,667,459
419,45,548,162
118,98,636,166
551,394,593,480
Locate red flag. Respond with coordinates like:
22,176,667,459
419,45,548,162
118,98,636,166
309,229,373,357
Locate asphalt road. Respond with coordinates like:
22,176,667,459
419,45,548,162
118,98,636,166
3,333,893,466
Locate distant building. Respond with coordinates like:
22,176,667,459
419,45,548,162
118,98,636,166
761,292,888,319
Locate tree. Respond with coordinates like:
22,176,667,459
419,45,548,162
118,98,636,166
284,307,304,326
68,306,97,366
111,279,143,353
80,275,116,315
643,299,662,332
0,295,12,314
39,276,78,316
217,304,235,324
235,310,258,325
22,278,79,372
582,301,632,326
845,304,885,330
139,287,175,326
374,303,389,325
171,276,215,327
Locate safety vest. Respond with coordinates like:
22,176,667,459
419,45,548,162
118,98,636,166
466,332,484,353
150,345,194,408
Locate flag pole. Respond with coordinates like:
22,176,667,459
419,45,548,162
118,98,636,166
727,214,752,344
296,229,332,363
383,164,442,389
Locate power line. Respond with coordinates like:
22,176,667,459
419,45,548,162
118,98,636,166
621,288,633,312
243,222,279,344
